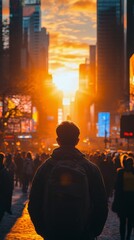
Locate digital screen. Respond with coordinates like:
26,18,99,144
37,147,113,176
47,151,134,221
0,103,2,118
98,112,110,137
120,114,134,138
4,95,32,118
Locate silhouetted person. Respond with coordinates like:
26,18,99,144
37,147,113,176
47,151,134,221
33,153,42,175
14,152,24,187
4,153,16,189
0,152,13,222
112,157,134,240
28,121,108,240
40,152,49,163
22,151,34,193
98,154,116,199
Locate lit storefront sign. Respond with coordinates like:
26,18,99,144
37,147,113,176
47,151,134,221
97,112,110,137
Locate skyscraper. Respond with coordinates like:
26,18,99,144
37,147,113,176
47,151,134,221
127,0,134,111
0,0,2,54
23,0,49,76
97,0,134,138
39,27,49,75
23,0,41,69
127,0,134,59
9,0,23,81
0,0,3,91
97,0,125,112
89,45,96,95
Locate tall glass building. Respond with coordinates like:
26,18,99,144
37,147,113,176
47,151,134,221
0,0,3,90
128,0,134,111
127,0,134,59
97,0,126,112
23,0,49,75
0,0,2,54
9,0,23,80
23,0,41,67
97,0,134,137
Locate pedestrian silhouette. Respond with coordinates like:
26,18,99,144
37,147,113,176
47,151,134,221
22,151,34,193
14,152,24,187
98,153,116,199
28,121,108,240
33,153,42,175
0,152,13,222
4,153,16,189
112,156,134,240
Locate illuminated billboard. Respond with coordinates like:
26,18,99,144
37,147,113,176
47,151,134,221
120,114,134,138
4,95,32,118
0,101,3,118
98,112,110,137
3,95,38,134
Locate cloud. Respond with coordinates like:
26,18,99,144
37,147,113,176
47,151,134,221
49,36,90,73
2,0,9,16
3,0,97,77
43,1,97,73
70,0,96,13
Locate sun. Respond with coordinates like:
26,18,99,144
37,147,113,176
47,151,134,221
53,69,79,94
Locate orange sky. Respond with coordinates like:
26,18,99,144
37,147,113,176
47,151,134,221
3,0,97,92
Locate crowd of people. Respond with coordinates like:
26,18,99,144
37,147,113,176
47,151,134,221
0,150,49,221
85,150,134,240
0,121,134,240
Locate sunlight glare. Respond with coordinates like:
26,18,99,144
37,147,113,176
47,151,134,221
53,69,78,94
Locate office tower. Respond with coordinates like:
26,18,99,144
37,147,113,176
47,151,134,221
9,0,23,80
128,0,134,110
0,0,2,54
0,0,3,88
39,27,49,76
79,60,89,91
127,0,134,59
89,45,96,95
23,0,41,69
21,23,29,71
97,0,125,112
79,46,96,93
0,0,2,82
23,0,49,76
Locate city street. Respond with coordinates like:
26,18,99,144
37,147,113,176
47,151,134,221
0,186,134,240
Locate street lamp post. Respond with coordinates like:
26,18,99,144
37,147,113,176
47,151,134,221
104,129,107,149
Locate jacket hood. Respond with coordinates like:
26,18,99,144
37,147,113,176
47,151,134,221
51,146,85,161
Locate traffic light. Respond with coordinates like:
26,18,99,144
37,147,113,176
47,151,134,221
120,114,134,138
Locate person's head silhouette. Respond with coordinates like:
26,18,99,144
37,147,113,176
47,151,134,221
56,121,80,147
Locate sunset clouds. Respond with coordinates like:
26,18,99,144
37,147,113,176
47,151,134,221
41,0,96,76
3,0,97,88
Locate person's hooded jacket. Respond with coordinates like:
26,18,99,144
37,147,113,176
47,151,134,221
28,146,108,239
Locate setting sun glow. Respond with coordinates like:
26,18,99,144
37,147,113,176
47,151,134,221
53,69,79,94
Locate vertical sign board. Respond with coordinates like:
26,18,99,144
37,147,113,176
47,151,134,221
120,115,134,138
98,112,110,137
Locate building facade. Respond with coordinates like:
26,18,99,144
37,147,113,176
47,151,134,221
0,0,2,54
9,0,23,81
97,0,125,111
39,27,49,75
23,0,41,68
23,0,49,75
89,45,96,96
128,0,134,111
96,0,134,141
96,0,129,140
0,0,3,89
127,0,134,59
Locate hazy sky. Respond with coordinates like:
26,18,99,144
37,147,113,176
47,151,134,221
3,0,97,91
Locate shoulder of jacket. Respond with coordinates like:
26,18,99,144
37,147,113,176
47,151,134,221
117,168,124,173
79,157,100,175
38,157,53,170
